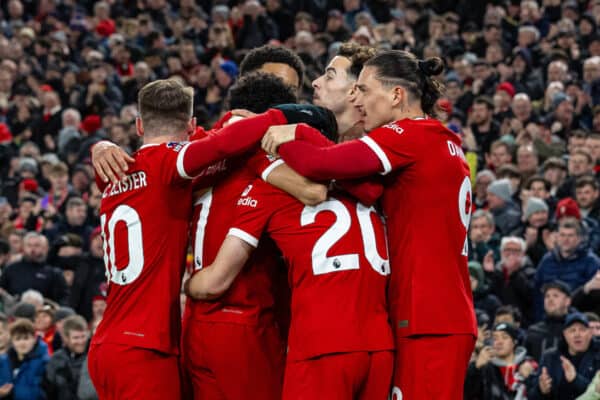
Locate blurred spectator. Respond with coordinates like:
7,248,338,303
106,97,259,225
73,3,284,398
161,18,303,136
534,218,600,320
558,150,595,199
70,228,105,322
571,270,600,317
520,195,553,265
526,281,573,361
0,232,69,305
575,176,600,222
469,209,501,263
474,169,495,209
469,261,501,320
585,312,600,338
21,289,44,311
470,96,501,156
43,315,93,400
486,140,513,173
465,323,536,400
527,313,600,400
494,305,527,343
487,237,536,325
34,305,56,355
45,197,92,251
487,178,522,236
0,319,49,400
0,314,8,357
543,157,568,197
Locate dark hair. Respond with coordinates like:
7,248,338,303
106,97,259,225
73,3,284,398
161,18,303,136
225,72,297,113
337,42,378,79
138,79,193,134
495,305,522,324
62,315,88,337
525,176,551,192
239,45,305,87
364,50,444,117
9,318,35,338
575,175,599,190
474,95,494,110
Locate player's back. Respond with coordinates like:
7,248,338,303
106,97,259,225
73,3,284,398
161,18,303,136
93,143,192,355
187,158,277,325
373,118,476,337
234,180,393,361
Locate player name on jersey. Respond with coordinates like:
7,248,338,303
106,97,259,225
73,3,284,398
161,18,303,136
102,171,148,199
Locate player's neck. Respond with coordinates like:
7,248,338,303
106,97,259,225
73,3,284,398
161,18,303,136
393,103,427,122
142,133,187,146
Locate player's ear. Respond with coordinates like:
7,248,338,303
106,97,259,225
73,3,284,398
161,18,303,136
135,117,144,138
186,117,196,137
391,85,406,108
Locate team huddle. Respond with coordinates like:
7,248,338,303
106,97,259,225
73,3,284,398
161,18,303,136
87,44,477,400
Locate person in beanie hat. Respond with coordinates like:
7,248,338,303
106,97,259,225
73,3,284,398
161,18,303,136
465,322,536,400
527,312,600,399
487,179,522,235
469,261,501,320
534,218,600,322
524,197,549,223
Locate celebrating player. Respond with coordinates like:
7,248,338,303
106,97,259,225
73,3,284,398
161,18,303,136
87,79,288,399
262,50,477,400
185,165,394,400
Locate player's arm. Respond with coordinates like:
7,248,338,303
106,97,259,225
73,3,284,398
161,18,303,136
264,163,328,206
185,236,255,300
262,123,383,180
176,109,287,179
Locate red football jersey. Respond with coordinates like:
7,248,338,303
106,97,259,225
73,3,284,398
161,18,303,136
186,121,281,324
93,143,193,355
359,118,477,337
229,179,394,361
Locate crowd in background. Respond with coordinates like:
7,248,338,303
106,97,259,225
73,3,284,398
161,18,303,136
0,0,599,399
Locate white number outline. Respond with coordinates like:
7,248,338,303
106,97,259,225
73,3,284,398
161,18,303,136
301,198,390,276
193,188,213,271
458,176,472,256
100,204,144,286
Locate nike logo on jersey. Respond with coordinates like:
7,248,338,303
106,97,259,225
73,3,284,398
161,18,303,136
383,122,404,135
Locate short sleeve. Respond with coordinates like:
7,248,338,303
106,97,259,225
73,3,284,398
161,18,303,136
359,121,422,175
157,142,194,186
228,180,276,247
246,149,284,181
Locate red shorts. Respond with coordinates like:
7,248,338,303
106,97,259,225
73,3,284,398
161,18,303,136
392,334,474,400
88,342,181,400
181,319,285,400
283,351,393,400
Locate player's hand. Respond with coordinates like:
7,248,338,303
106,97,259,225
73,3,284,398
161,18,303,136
0,383,13,397
539,367,552,394
262,124,298,156
560,356,577,382
92,141,134,185
475,346,494,369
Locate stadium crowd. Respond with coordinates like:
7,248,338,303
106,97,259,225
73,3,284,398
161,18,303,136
0,0,598,399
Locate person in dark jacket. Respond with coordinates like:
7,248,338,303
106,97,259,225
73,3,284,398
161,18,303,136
470,261,502,320
526,281,573,361
534,218,600,321
488,236,537,325
43,315,93,400
572,270,600,316
469,209,502,264
527,313,600,400
0,232,69,305
0,319,49,400
465,323,537,400
487,178,522,236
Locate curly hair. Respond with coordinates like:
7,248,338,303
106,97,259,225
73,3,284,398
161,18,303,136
239,45,305,86
337,42,379,79
225,72,298,113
